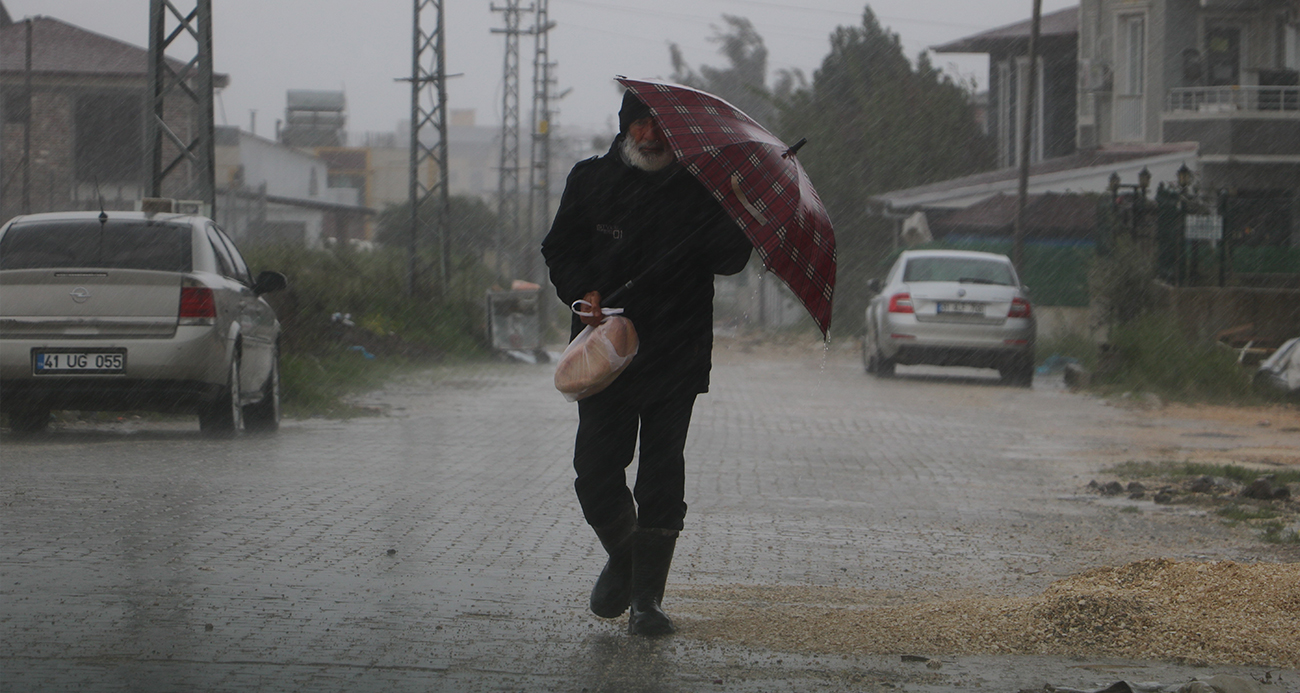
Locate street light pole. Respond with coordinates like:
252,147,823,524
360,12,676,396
1012,0,1042,273
1107,167,1151,241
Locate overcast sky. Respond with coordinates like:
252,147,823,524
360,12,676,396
11,0,1075,136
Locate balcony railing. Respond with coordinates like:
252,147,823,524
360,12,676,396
1167,86,1300,114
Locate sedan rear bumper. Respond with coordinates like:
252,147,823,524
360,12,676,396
1,378,224,413
880,314,1034,367
0,326,231,414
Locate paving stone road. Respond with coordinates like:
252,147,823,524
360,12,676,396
2,343,1296,692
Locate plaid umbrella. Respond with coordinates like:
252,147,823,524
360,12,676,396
617,77,837,337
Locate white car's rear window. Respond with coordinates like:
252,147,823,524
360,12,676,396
0,220,192,272
903,257,1014,286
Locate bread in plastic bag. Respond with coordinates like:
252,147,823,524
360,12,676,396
554,316,638,401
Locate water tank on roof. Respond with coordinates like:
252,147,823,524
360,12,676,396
286,90,346,112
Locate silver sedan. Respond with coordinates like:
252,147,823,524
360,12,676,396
863,249,1036,386
0,210,286,434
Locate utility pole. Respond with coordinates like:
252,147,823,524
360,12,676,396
491,0,530,280
146,0,216,215
526,0,557,294
1012,0,1042,272
22,18,32,214
403,0,452,297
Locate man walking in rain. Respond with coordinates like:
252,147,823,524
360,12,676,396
541,89,752,636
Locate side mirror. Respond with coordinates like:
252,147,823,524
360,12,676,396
253,270,288,295
867,278,882,294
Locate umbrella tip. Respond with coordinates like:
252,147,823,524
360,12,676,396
783,137,808,159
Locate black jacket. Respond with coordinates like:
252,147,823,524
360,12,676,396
542,136,752,400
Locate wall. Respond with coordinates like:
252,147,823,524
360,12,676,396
1154,282,1300,344
237,132,326,201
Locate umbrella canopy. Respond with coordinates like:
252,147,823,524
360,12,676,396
617,77,837,337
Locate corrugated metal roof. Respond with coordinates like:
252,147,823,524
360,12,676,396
873,143,1200,210
932,6,1079,54
932,192,1099,239
0,15,227,86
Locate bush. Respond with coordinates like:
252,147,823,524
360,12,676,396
1089,235,1159,326
241,244,494,414
244,244,492,359
1097,312,1254,402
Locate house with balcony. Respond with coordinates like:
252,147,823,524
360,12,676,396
1081,0,1299,252
875,1,1298,275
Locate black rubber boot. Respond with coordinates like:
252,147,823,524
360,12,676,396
589,507,637,618
628,528,678,637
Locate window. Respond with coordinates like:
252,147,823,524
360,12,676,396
1120,16,1145,96
0,220,191,271
2,87,29,124
997,60,1014,168
213,227,252,284
903,258,1015,286
1205,26,1241,86
1115,13,1146,142
206,227,237,279
74,91,145,183
1283,23,1297,70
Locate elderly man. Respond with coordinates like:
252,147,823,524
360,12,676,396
541,90,752,636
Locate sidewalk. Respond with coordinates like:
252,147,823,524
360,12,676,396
0,344,1295,692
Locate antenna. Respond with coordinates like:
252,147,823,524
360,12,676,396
94,177,107,224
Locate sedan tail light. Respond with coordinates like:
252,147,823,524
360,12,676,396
179,286,216,325
887,292,914,314
1008,297,1032,319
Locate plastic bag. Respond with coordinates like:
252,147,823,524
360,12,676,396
554,316,638,401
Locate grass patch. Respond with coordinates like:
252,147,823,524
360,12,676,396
280,350,429,419
1216,504,1280,522
1096,313,1257,403
1261,523,1300,545
1107,460,1300,486
1109,460,1298,545
240,244,497,417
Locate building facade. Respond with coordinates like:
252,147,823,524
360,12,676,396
0,13,226,221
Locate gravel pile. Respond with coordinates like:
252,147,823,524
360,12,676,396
677,559,1300,668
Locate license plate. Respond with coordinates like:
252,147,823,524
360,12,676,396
33,350,126,375
937,301,983,316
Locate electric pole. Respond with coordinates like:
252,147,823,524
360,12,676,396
491,0,530,280
404,0,452,297
146,0,216,215
526,0,556,290
1013,0,1042,273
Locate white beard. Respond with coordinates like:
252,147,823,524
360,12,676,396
621,135,675,172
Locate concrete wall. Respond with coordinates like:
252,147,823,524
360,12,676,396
1036,305,1096,343
236,133,327,201
1154,282,1300,344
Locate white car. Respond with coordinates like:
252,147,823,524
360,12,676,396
0,210,286,434
863,249,1036,386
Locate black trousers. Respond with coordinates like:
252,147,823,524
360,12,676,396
573,389,698,532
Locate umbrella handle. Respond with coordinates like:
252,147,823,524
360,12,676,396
731,174,769,226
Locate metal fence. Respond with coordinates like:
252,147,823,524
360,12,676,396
1166,86,1300,113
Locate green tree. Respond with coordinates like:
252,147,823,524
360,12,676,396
374,195,499,256
777,6,994,333
669,15,789,129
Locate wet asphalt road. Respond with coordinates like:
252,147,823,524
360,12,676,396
1,345,1294,692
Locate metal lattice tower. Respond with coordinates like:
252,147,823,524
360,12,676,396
525,0,556,290
491,0,529,278
146,0,216,214
405,0,452,296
